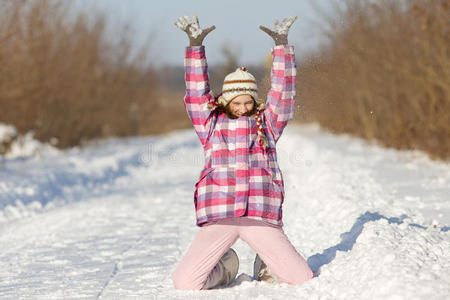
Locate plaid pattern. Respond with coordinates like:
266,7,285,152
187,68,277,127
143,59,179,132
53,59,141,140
184,45,296,227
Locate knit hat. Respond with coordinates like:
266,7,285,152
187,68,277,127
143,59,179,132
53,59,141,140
207,67,268,149
207,67,265,111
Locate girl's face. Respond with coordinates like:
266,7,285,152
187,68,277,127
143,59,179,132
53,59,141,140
228,95,255,118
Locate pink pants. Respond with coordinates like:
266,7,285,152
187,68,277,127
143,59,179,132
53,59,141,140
171,217,313,290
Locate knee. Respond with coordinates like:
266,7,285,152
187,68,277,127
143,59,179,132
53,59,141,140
171,268,203,290
282,266,314,286
171,268,192,290
297,268,314,285
265,256,313,286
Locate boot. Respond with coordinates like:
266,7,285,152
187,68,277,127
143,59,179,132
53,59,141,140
202,248,239,289
253,254,277,283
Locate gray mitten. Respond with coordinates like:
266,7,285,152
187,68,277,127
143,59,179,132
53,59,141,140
174,15,216,46
259,16,298,45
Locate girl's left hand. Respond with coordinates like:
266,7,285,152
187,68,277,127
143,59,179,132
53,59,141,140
259,16,298,45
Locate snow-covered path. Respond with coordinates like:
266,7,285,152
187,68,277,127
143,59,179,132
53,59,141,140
1,124,449,299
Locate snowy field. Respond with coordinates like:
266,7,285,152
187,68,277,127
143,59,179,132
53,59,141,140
0,123,449,299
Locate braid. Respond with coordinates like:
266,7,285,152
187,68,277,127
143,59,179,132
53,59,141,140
255,110,269,149
206,92,221,110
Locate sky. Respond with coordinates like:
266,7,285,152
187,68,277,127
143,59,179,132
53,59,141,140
73,0,336,66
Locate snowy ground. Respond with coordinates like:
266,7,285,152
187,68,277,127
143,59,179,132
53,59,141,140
0,123,449,300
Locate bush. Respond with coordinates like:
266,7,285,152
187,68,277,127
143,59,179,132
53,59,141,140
0,0,167,148
296,0,450,160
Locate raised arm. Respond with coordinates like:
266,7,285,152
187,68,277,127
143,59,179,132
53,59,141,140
175,16,216,148
260,17,297,142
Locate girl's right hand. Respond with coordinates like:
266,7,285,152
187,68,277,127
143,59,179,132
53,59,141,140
174,15,216,46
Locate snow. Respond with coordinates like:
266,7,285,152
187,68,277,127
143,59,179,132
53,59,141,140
0,123,449,299
0,124,17,142
0,123,60,160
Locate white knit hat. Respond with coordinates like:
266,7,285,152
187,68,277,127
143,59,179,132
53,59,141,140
207,67,265,111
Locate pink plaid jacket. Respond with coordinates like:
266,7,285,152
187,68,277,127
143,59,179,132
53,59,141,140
184,45,296,227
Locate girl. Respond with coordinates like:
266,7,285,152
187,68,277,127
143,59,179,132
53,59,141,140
171,15,313,290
